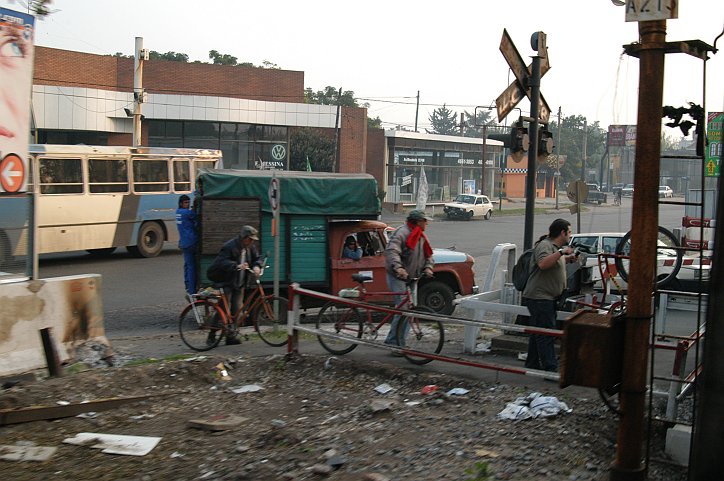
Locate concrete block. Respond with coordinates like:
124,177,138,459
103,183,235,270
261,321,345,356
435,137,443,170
665,424,691,466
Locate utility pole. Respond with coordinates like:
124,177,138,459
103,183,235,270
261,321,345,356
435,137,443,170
523,54,541,250
132,37,146,147
414,91,420,132
332,86,342,172
555,106,562,209
580,119,587,182
481,124,487,196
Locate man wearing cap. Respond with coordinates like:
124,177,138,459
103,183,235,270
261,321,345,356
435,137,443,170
383,209,435,348
207,225,263,345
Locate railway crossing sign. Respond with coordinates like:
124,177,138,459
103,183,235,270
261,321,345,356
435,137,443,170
495,29,551,123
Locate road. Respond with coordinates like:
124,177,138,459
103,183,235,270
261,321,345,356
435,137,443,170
38,198,687,336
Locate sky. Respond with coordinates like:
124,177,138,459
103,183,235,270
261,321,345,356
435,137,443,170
4,0,724,134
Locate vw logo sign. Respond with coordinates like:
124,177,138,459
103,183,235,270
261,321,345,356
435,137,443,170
271,144,286,161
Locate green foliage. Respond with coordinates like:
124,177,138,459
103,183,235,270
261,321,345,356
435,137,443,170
368,116,382,129
551,115,606,185
428,104,459,135
462,109,499,138
29,0,54,17
209,50,238,66
149,51,189,62
304,86,359,107
261,60,280,69
464,461,492,481
290,128,335,172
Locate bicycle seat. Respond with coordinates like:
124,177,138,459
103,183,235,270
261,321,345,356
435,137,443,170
351,273,373,283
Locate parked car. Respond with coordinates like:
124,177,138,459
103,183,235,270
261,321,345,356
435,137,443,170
658,185,674,198
584,183,607,204
443,194,493,220
622,184,634,197
569,231,708,292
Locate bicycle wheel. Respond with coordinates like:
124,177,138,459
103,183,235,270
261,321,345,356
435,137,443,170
179,300,225,351
254,295,289,347
614,226,683,288
316,302,363,355
397,305,444,365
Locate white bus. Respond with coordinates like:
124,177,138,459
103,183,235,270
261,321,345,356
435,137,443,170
0,145,221,267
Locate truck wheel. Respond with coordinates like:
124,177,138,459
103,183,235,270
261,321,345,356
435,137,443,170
128,222,164,258
484,210,492,220
419,281,455,315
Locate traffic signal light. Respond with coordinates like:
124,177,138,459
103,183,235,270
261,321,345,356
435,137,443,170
488,121,530,153
538,126,554,156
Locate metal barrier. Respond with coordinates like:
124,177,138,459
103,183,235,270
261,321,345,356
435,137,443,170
286,283,561,381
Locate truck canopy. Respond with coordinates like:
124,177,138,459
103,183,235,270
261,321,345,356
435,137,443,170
197,169,381,216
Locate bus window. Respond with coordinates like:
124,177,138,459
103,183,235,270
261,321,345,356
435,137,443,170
89,159,128,193
39,158,83,194
173,159,191,192
133,159,169,192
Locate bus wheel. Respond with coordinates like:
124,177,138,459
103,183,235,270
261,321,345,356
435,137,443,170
128,222,164,258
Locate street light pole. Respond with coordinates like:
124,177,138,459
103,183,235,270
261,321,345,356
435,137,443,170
555,106,562,210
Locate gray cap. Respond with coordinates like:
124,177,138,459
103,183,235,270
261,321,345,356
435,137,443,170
407,209,432,222
240,225,259,240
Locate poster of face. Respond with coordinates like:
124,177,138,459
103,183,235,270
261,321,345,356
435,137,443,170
0,8,35,194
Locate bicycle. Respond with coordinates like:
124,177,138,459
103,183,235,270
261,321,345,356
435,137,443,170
315,274,444,365
178,259,288,351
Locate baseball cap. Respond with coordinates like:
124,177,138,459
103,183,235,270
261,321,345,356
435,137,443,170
240,225,259,240
407,209,432,222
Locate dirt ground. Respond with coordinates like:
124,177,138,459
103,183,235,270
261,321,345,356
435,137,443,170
0,345,687,481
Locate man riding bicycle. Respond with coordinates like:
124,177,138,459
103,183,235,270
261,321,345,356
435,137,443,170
206,225,262,345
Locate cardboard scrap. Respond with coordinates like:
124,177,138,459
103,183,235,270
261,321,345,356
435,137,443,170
0,445,57,462
187,414,249,431
63,433,161,456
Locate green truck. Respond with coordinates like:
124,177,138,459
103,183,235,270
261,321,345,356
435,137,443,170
195,169,477,314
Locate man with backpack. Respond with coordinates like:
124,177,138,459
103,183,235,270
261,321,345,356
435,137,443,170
521,218,578,372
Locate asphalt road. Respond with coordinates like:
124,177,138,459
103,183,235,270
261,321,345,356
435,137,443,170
37,197,687,336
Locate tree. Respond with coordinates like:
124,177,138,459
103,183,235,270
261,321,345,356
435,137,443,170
304,86,358,107
209,50,238,66
552,115,607,185
462,109,499,138
149,51,189,62
261,60,280,69
427,104,459,135
28,0,54,17
289,128,335,172
368,116,382,129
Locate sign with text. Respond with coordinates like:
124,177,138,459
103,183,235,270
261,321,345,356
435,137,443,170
0,8,35,194
705,112,722,177
625,0,679,22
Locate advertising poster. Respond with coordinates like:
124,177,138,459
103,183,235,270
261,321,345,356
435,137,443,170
0,8,35,194
463,179,475,194
705,112,722,178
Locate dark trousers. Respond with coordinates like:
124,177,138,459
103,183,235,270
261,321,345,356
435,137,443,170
182,247,197,295
524,298,558,371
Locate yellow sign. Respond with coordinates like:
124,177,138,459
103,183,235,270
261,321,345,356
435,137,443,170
707,159,717,176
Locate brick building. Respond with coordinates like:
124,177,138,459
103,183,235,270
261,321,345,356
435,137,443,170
31,47,368,174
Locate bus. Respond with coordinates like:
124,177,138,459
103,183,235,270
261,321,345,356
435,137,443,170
0,145,221,269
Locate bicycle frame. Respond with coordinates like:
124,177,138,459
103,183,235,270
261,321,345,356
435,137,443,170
352,280,418,336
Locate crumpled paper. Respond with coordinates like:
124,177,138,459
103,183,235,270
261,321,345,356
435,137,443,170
497,392,572,420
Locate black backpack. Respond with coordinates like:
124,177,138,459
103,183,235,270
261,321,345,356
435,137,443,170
512,248,537,291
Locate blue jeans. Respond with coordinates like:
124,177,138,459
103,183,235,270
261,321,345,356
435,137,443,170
524,298,558,371
384,273,408,346
182,246,197,295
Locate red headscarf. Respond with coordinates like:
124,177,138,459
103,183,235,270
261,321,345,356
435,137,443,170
405,221,433,258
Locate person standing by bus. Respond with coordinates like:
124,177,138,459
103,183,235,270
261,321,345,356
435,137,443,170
176,195,198,297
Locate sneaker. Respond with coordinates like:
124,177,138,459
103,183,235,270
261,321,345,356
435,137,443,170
225,335,241,346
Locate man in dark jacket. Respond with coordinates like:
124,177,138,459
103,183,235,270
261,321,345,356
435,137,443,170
207,225,263,345
175,195,198,297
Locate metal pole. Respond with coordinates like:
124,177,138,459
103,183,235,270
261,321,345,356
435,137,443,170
481,125,487,196
581,119,587,182
611,19,666,481
333,87,342,172
555,106,562,210
523,55,541,251
414,91,420,133
132,37,144,147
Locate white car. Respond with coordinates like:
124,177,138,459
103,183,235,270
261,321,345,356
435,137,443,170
658,185,674,198
570,232,708,292
621,184,634,197
443,194,493,220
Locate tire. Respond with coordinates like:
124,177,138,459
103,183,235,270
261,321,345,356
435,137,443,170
316,302,363,355
128,222,164,258
179,300,225,351
253,295,289,347
398,306,444,365
615,226,682,289
418,281,455,315
466,210,473,221
484,210,492,220
86,247,117,257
